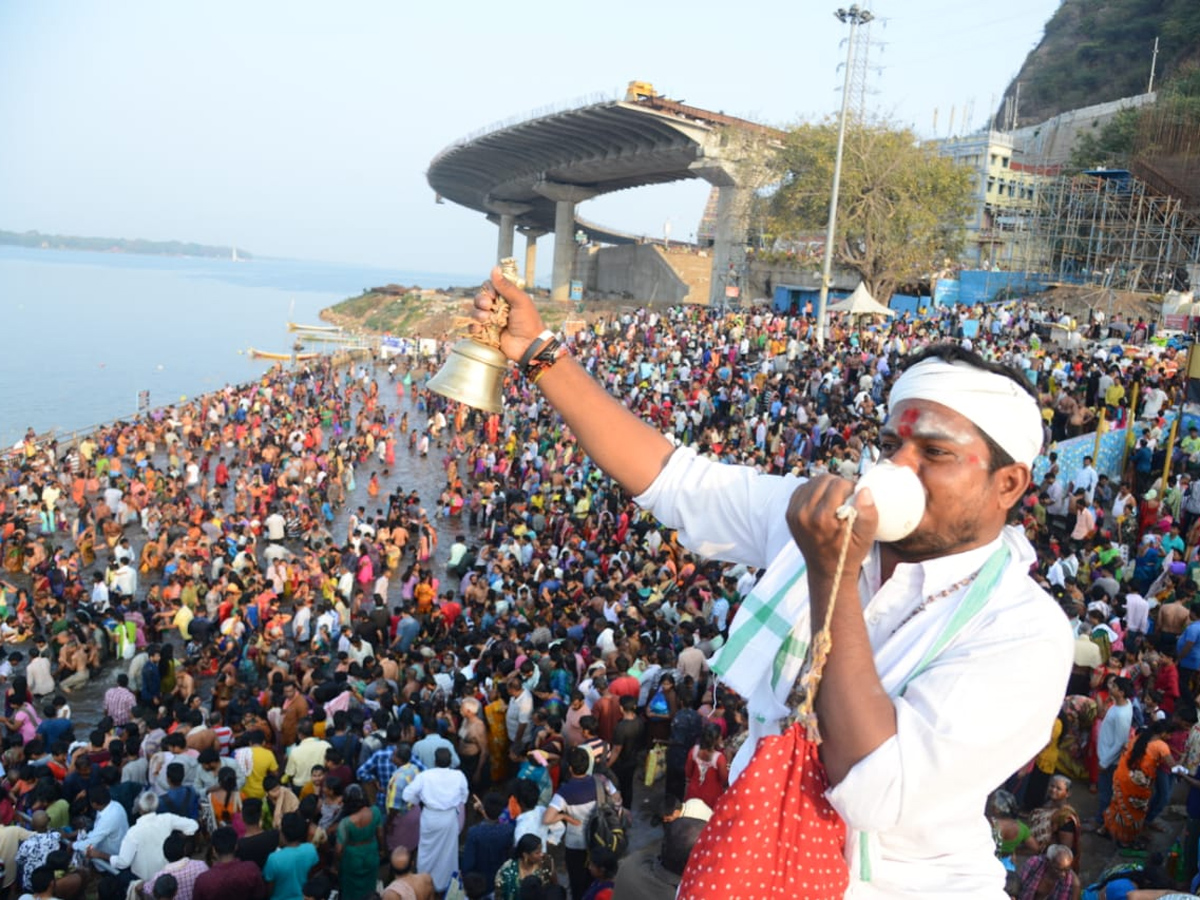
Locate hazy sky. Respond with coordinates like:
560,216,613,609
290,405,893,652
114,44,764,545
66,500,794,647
0,0,1063,280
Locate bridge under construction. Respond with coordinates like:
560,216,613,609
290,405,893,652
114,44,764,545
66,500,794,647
426,82,780,304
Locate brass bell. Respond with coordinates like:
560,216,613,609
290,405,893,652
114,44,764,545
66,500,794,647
427,339,508,413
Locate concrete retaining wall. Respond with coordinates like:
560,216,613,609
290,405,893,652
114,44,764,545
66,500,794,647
1012,93,1157,166
747,262,858,302
578,250,863,307
582,244,691,304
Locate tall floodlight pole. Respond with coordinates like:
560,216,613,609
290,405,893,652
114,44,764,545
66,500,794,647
816,5,874,350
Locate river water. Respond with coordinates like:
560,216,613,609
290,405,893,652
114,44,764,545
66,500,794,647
0,246,473,446
4,247,484,720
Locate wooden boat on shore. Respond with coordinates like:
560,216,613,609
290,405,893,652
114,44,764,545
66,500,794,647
292,331,359,343
248,347,321,361
287,321,343,334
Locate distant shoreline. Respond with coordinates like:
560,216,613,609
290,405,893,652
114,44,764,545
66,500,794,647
0,228,250,260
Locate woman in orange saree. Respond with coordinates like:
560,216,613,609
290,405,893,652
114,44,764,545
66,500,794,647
1103,721,1175,847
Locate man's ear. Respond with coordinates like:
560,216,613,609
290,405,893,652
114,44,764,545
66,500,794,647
994,464,1031,515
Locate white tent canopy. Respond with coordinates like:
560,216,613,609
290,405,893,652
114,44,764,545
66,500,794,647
1162,289,1200,319
826,282,895,317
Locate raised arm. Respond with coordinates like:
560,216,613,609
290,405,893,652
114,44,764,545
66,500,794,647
472,267,675,496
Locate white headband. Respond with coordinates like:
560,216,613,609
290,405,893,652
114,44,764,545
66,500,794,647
888,357,1043,467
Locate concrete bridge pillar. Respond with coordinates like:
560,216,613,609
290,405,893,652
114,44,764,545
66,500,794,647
690,156,755,307
534,180,597,302
498,214,517,260
485,200,532,264
518,227,547,290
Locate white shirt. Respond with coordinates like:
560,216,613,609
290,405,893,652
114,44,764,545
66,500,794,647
264,513,286,541
1072,465,1099,504
735,570,757,599
596,627,617,657
401,766,468,812
263,544,289,563
1125,594,1150,634
109,812,199,880
1046,482,1071,517
513,807,564,847
293,606,313,641
26,657,54,695
635,445,1073,899
348,639,374,665
92,582,110,609
316,610,339,640
1143,387,1168,419
112,564,137,597
505,690,533,742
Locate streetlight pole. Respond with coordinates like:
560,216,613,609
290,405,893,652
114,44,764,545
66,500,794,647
815,4,873,350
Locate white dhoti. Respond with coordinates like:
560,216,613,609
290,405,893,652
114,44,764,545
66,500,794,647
416,806,461,893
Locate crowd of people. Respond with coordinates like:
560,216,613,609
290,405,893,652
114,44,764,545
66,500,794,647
0,289,1199,899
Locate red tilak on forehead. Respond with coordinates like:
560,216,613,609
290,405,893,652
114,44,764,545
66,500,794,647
896,407,921,438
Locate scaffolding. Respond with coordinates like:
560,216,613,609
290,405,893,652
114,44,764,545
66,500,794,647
1023,168,1200,293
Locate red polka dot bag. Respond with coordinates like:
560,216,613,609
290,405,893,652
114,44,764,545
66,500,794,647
679,598,849,898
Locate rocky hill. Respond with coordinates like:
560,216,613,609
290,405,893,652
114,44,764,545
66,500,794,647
998,0,1200,125
321,285,612,339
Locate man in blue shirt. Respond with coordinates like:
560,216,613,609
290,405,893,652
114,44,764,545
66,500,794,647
75,784,129,873
35,702,73,746
140,645,162,706
1133,441,1154,495
160,762,199,820
263,813,317,900
1177,604,1200,696
1090,676,1134,833
391,611,420,655
460,792,515,886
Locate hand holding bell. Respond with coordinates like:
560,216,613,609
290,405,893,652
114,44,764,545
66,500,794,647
470,263,547,362
427,260,547,412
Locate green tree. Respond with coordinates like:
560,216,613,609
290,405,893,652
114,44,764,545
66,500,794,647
767,121,973,304
1067,106,1141,170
